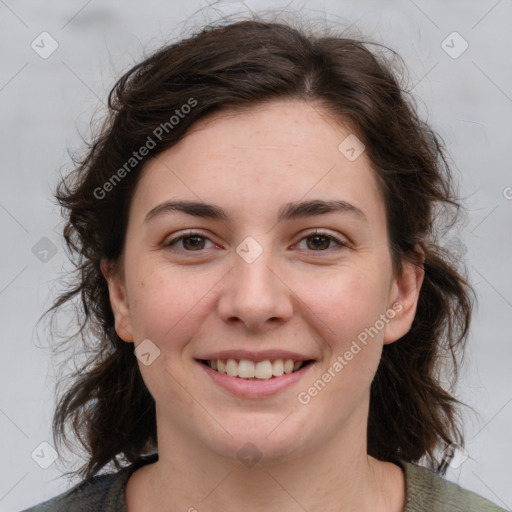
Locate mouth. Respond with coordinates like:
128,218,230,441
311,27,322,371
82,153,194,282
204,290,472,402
197,358,315,380
195,355,316,398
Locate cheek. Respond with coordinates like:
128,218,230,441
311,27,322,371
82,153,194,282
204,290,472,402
125,262,225,360
301,265,390,392
303,267,389,341
291,270,388,428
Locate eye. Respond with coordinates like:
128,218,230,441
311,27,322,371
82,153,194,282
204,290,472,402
163,231,215,252
163,229,348,254
294,230,348,252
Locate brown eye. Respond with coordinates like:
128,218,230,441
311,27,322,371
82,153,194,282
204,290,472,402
164,231,214,252
181,235,206,250
306,234,331,251
296,231,348,252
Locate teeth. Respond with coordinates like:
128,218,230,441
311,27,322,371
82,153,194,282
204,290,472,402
226,358,238,377
272,359,284,376
238,359,255,378
255,361,273,380
207,358,308,379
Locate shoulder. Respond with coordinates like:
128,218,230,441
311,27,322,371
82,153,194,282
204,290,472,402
20,471,127,512
400,460,508,512
20,472,122,512
20,454,158,512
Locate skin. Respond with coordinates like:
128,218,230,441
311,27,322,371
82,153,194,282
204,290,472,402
102,99,424,512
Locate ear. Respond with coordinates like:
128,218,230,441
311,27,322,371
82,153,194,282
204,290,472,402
100,258,134,343
383,246,425,345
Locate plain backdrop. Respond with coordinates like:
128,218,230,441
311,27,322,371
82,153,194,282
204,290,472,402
1,1,511,511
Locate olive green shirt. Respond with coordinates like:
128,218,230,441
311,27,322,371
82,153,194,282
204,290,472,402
21,454,508,511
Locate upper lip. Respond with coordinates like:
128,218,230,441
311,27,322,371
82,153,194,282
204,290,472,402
196,350,315,362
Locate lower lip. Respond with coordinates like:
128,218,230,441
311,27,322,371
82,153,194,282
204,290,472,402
196,360,315,398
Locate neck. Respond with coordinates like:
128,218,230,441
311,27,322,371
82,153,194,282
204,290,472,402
126,401,405,512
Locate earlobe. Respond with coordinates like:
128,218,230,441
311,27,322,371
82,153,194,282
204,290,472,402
100,259,134,343
383,247,425,345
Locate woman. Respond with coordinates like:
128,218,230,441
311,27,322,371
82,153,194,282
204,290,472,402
23,15,506,512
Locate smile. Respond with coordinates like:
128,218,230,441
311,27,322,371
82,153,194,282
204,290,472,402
196,357,316,398
199,358,314,379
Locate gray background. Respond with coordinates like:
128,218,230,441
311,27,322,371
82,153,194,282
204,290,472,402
1,0,511,510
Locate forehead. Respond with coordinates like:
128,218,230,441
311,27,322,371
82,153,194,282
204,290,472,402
130,99,385,228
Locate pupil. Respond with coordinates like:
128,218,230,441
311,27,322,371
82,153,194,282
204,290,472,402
184,236,204,250
309,235,329,250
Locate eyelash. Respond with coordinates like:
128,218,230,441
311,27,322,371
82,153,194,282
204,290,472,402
163,229,349,254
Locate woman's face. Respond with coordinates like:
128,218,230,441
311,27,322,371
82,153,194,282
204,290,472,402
103,99,423,464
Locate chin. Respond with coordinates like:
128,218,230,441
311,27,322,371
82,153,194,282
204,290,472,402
197,410,315,467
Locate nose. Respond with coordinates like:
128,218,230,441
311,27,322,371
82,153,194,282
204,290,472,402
217,246,294,333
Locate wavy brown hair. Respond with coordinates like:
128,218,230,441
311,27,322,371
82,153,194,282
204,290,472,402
42,15,474,480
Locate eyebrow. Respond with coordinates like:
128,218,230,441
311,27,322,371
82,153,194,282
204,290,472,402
144,199,368,224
